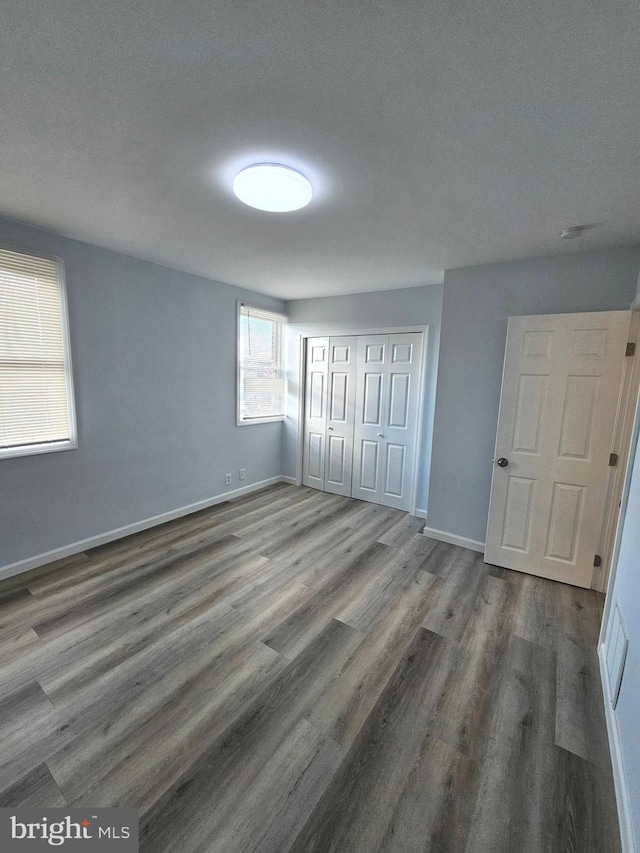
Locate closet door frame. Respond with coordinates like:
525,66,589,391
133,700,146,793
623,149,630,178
295,325,429,516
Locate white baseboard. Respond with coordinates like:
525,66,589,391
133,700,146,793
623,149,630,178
421,526,485,553
279,475,299,485
413,508,428,519
0,476,287,584
598,643,636,853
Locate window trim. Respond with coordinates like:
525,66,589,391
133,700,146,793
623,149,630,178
236,301,286,426
0,243,78,460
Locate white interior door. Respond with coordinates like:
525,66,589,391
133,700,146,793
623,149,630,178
352,333,423,511
485,311,632,588
302,337,328,490
325,337,358,496
351,335,387,504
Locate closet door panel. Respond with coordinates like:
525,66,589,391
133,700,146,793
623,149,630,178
324,336,358,495
302,338,328,490
352,336,388,502
379,333,423,511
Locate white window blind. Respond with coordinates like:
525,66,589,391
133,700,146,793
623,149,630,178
238,304,285,422
0,247,76,457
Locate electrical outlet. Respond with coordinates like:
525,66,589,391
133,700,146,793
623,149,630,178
225,473,232,486
239,468,246,481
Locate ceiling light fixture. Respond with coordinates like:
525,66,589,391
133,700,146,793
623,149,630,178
233,163,313,212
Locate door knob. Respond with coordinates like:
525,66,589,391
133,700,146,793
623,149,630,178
377,433,384,437
497,457,509,467
328,427,334,431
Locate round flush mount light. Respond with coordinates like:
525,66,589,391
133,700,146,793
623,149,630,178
233,163,313,212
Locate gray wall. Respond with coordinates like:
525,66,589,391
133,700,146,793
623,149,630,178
0,218,284,570
428,247,640,543
283,285,443,512
603,392,640,847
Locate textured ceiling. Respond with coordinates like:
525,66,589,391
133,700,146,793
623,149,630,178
1,0,639,298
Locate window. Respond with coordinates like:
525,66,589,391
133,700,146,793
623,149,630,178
0,246,77,458
237,303,286,424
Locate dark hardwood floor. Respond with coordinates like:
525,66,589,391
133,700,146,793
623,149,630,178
0,484,620,852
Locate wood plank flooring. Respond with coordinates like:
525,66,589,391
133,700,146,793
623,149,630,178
0,484,620,852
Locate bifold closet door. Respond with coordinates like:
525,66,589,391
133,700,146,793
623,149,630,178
325,337,358,495
302,336,357,494
352,333,423,511
302,338,328,489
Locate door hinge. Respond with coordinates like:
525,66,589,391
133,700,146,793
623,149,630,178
594,554,602,568
626,342,635,356
609,453,619,467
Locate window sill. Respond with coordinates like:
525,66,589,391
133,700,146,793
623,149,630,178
0,439,78,460
237,416,285,426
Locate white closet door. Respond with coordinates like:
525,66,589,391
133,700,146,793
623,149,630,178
352,333,423,511
302,338,328,490
352,335,388,504
325,337,358,495
381,333,423,510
